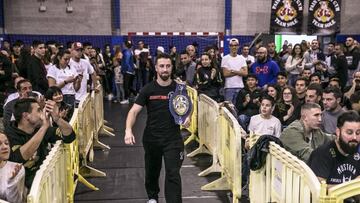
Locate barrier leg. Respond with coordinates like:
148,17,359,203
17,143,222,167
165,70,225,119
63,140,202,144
103,125,115,132
76,173,99,191
184,133,199,146
93,138,111,150
201,175,230,191
198,155,221,177
187,144,211,157
80,165,106,177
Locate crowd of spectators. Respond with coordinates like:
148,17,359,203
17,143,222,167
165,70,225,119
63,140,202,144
0,36,359,201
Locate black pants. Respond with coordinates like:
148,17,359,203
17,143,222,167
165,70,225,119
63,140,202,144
143,139,184,203
123,73,136,99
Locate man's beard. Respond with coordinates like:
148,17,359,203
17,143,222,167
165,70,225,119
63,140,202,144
338,133,359,155
258,56,266,63
159,73,170,81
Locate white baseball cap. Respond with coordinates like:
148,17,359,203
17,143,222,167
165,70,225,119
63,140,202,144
157,46,165,53
229,38,239,45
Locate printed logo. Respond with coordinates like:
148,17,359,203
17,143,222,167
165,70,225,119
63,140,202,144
309,0,340,29
272,0,303,28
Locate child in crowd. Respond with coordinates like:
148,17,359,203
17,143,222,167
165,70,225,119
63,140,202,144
113,58,125,103
248,95,282,138
0,133,27,202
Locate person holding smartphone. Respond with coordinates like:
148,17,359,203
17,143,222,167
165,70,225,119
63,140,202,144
47,49,82,107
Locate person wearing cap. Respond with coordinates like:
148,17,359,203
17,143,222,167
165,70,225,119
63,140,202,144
68,42,98,103
221,38,248,104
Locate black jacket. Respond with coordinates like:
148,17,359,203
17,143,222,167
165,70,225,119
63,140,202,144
248,135,283,171
5,122,76,188
28,55,48,94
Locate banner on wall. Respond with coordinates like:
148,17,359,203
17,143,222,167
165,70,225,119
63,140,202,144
308,0,341,35
270,0,304,34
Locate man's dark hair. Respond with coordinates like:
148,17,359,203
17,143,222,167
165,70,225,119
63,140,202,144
310,72,321,81
323,86,342,99
295,77,310,86
16,79,31,91
277,71,287,78
155,53,172,65
301,102,321,115
261,94,275,106
307,83,323,96
124,40,132,49
82,42,92,48
337,111,360,128
180,50,189,55
14,98,38,123
246,73,258,81
32,40,44,48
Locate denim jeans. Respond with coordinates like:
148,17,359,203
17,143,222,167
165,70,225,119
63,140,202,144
224,88,241,104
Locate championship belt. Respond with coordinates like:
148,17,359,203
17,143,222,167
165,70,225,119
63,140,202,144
169,82,192,125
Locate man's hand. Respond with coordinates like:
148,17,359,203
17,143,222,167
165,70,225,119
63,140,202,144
124,130,136,145
9,164,22,180
44,100,60,122
181,116,191,129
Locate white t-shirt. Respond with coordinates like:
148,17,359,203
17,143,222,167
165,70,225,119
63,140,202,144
47,65,78,95
4,91,42,106
241,54,255,63
0,161,27,203
69,58,94,101
248,114,282,138
221,54,247,88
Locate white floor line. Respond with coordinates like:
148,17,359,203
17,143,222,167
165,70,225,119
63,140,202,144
181,164,196,168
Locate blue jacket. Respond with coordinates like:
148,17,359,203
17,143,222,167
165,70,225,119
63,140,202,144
250,59,280,87
121,49,135,74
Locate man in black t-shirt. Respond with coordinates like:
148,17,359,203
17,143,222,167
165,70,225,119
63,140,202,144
308,111,360,187
124,54,190,203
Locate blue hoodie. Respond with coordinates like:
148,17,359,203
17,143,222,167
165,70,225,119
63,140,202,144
121,49,135,74
250,59,280,87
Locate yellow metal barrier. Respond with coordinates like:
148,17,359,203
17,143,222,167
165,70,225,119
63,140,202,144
187,94,221,176
92,84,115,138
320,179,360,203
77,93,106,178
201,107,243,203
90,89,110,157
66,109,98,202
249,132,322,203
184,86,198,146
27,141,67,203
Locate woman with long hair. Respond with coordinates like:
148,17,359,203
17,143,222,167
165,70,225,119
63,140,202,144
285,43,304,86
265,84,281,102
194,53,222,102
273,86,301,127
47,49,82,107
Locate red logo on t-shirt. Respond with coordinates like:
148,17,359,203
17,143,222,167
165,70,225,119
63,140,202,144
149,95,169,100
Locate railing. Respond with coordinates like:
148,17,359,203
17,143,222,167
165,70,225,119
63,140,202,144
201,107,243,203
320,179,360,203
249,132,322,203
183,86,199,145
27,141,67,203
187,94,221,176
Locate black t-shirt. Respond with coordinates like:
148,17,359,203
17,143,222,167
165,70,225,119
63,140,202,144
308,140,360,185
135,80,181,142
